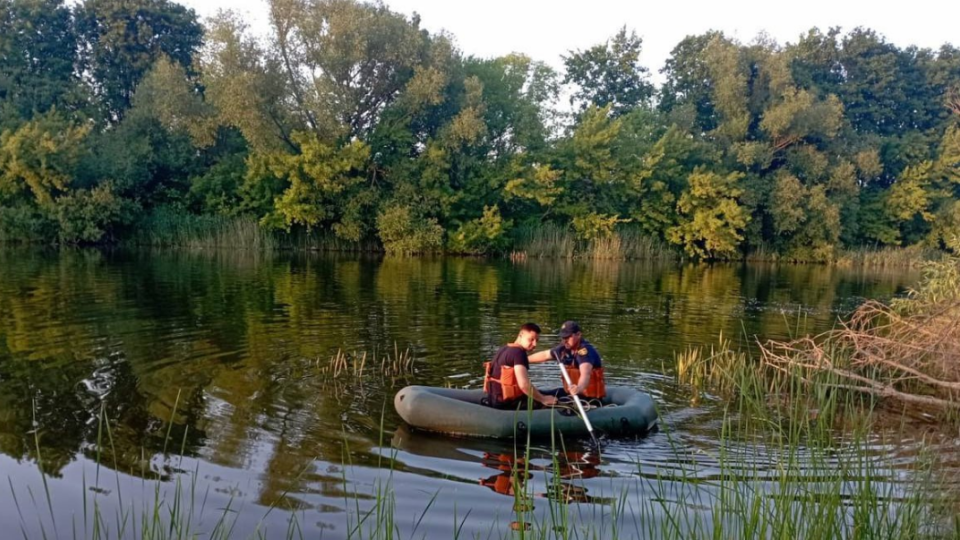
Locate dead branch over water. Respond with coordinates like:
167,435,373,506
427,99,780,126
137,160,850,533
760,259,960,412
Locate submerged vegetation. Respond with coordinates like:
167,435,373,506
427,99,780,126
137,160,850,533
1,0,959,262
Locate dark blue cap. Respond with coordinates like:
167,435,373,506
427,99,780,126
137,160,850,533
558,321,581,338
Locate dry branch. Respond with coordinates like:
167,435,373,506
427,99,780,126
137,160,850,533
759,295,960,413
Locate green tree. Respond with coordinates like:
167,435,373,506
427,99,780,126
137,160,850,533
201,11,298,152
838,29,939,137
447,204,512,255
376,204,443,254
880,124,960,246
132,55,216,147
0,111,88,206
563,27,654,117
552,105,626,236
668,168,748,259
268,0,438,139
658,31,726,132
0,0,81,125
630,125,712,239
75,0,203,121
255,132,370,236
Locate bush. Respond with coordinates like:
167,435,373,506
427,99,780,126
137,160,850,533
376,205,443,254
54,184,132,243
447,205,512,255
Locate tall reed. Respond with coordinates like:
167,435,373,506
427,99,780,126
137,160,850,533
130,208,275,250
512,224,678,262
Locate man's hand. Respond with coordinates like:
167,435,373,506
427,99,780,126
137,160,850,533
541,395,558,407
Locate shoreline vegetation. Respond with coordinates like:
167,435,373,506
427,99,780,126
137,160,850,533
1,0,959,265
677,237,960,418
45,208,944,267
666,241,960,537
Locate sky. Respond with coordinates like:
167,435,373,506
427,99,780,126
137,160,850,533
177,0,958,85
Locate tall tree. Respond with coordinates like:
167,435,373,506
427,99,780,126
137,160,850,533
668,168,748,259
201,11,297,153
75,0,202,122
658,31,726,133
0,0,80,124
563,27,654,117
268,0,439,139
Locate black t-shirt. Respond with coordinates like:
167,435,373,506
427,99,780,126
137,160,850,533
487,345,529,405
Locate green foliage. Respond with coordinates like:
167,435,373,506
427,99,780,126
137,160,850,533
892,237,960,313
52,183,131,243
0,0,958,260
0,0,81,125
260,133,370,234
631,125,708,238
200,11,296,152
571,212,628,241
503,163,562,207
659,31,727,132
266,0,439,139
132,56,216,147
858,187,901,245
375,204,443,254
668,168,749,259
188,153,247,216
447,205,512,255
0,202,53,242
85,111,199,206
75,0,203,121
562,27,654,116
0,111,89,206
770,172,842,260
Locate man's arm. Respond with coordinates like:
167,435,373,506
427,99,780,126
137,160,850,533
514,365,557,406
527,350,552,363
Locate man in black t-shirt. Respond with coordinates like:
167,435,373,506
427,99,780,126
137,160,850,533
484,323,558,410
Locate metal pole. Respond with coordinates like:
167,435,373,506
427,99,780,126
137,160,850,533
554,350,597,441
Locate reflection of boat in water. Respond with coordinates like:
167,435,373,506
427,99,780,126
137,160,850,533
391,424,616,505
394,385,658,439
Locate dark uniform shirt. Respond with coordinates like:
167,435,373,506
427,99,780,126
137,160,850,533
487,345,530,407
550,339,602,370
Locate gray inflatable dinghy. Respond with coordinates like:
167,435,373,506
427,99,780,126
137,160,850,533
394,385,658,439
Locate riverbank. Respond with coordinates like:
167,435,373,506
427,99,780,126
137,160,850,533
4,210,948,268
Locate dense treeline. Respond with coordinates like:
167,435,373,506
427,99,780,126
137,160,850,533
1,0,958,260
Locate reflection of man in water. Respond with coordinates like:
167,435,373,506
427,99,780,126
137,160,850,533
477,451,607,504
553,451,601,480
478,452,532,496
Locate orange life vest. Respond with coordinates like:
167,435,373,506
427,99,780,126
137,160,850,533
484,361,523,400
480,474,514,495
563,364,606,399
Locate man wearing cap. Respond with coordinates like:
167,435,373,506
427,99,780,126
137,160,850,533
528,321,607,400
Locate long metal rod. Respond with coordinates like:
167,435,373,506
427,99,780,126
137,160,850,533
553,351,596,440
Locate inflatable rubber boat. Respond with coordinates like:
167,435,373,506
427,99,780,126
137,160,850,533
394,385,658,439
